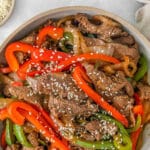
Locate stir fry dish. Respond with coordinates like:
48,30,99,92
0,13,150,150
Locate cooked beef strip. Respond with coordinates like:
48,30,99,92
21,32,37,45
28,72,99,129
27,73,88,103
74,13,123,40
84,37,140,63
48,95,98,117
112,95,135,126
22,146,44,150
85,120,118,140
49,111,76,140
112,34,135,46
83,64,135,126
142,100,150,124
23,122,37,133
15,52,26,65
40,37,58,50
3,85,43,107
5,144,20,150
137,83,150,101
43,19,57,27
27,132,39,147
84,64,134,98
92,15,121,28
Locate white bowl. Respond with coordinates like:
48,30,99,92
0,0,15,26
0,6,150,149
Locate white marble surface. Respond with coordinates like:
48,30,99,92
0,0,141,45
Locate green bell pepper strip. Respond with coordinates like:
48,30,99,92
127,115,141,133
73,113,131,150
38,139,47,146
13,124,32,147
59,32,73,52
74,138,115,149
95,113,132,150
87,33,95,38
114,134,132,150
134,54,148,81
6,119,15,145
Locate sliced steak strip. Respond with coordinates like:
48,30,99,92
3,85,43,107
84,37,140,63
27,73,88,103
83,64,135,126
27,132,39,147
84,64,134,98
22,146,44,150
137,83,150,101
48,95,98,117
85,120,118,141
21,32,37,45
112,95,135,126
74,13,123,39
5,144,20,150
112,34,135,46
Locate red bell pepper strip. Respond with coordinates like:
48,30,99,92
18,49,70,79
1,101,70,150
17,59,44,80
27,70,43,77
31,48,71,62
5,42,70,73
0,108,9,121
134,93,141,105
133,105,143,115
35,106,69,146
11,81,23,87
30,104,59,133
130,127,141,150
5,42,36,72
133,93,144,115
130,93,143,150
27,103,69,147
72,66,128,127
0,67,12,74
20,110,70,150
53,53,120,72
38,108,59,132
7,101,38,125
36,26,64,46
0,129,6,149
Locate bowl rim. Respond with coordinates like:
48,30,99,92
1,6,150,50
0,0,16,26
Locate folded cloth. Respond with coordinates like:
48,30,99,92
136,0,150,4
135,1,150,40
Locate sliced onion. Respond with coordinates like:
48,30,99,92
79,33,91,53
8,72,21,81
26,77,38,92
64,27,81,54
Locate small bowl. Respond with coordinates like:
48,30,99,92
0,0,15,26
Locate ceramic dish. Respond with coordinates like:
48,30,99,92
0,0,15,26
0,6,150,150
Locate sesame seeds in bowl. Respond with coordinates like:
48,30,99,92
0,0,15,26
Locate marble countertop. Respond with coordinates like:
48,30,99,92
0,0,141,45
